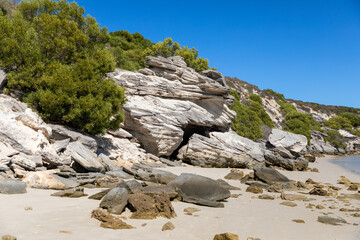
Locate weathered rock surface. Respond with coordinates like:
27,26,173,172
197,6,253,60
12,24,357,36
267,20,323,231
100,187,129,214
0,94,55,155
128,192,176,219
213,233,239,240
23,170,78,190
318,216,347,225
268,129,307,153
281,193,308,201
0,179,26,194
178,132,265,168
310,131,337,154
224,169,244,180
162,222,175,231
108,56,235,157
127,163,177,184
169,173,230,203
140,185,178,199
264,151,308,171
67,142,104,172
91,208,134,229
246,185,263,194
49,124,97,151
253,167,291,184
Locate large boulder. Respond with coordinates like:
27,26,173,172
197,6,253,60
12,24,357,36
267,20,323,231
108,56,235,157
177,132,265,168
268,129,307,153
253,167,291,184
23,170,78,190
264,151,308,171
100,187,129,214
0,179,27,194
310,131,337,154
66,142,104,172
48,124,97,151
0,94,55,155
168,173,230,203
128,163,177,184
128,192,176,219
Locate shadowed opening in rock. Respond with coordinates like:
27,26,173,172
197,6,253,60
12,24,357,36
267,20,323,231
170,124,212,159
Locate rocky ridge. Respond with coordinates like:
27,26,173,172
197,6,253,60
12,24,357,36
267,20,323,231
225,76,360,155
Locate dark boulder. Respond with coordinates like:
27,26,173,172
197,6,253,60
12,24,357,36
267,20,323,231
253,167,290,184
168,173,231,202
100,187,129,214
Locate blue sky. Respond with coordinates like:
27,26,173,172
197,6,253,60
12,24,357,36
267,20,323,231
76,0,360,108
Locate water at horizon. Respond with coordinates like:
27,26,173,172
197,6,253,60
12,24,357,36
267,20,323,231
332,155,360,175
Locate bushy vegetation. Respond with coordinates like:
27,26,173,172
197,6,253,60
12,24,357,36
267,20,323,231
108,35,213,72
324,130,347,149
143,38,213,72
338,112,360,127
325,113,360,137
261,89,285,101
229,90,274,141
278,101,321,143
324,115,352,130
0,0,125,134
108,30,153,71
0,0,18,16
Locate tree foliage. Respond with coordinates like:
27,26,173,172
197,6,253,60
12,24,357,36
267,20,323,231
0,0,125,134
108,30,153,71
229,90,274,141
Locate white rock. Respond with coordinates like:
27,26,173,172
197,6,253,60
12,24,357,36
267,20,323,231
178,132,265,168
108,57,235,157
268,129,307,153
66,142,104,172
0,94,56,155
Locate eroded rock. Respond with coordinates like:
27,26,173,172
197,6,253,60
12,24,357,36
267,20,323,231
128,192,176,219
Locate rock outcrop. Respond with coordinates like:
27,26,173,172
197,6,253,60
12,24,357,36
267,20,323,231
0,94,148,183
108,56,235,157
177,131,265,168
268,129,307,153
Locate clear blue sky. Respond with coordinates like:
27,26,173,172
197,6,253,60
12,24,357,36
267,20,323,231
76,0,360,108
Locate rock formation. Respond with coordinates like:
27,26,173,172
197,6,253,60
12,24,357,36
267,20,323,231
108,56,235,157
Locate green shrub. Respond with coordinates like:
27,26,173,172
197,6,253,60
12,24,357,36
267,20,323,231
143,38,214,72
278,100,321,143
324,115,352,130
249,93,262,104
108,30,153,71
324,130,347,149
339,112,360,127
262,89,285,101
229,90,274,141
0,0,126,134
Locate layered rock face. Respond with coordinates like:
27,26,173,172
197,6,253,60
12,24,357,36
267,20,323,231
177,131,265,168
0,93,147,183
108,56,235,157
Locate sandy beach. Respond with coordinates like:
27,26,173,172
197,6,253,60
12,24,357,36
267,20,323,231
1,155,360,240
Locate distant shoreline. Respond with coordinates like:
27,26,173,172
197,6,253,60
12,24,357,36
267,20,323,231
330,154,360,176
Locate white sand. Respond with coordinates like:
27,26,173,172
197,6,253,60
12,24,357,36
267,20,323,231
1,156,360,240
